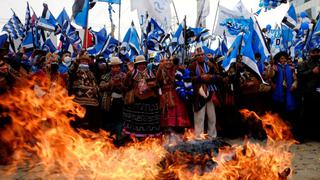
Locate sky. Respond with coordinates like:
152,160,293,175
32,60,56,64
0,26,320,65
0,0,289,40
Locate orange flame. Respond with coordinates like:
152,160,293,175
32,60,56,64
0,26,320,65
0,77,295,179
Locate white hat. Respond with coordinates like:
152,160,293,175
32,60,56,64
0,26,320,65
134,55,147,64
108,57,123,66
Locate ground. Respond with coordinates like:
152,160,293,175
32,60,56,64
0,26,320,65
225,138,320,180
0,139,319,179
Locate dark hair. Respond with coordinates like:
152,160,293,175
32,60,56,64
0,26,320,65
273,51,288,63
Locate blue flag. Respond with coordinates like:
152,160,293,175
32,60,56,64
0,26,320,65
38,3,57,32
95,0,120,4
282,4,297,29
0,33,8,48
123,23,142,60
222,33,243,71
72,0,90,28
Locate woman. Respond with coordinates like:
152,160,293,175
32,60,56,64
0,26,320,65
122,55,161,137
100,57,126,140
156,57,190,132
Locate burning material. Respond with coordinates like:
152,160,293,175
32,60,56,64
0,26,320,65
158,110,296,180
0,77,167,179
0,77,296,179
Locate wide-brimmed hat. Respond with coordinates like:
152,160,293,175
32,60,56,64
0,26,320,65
78,55,91,62
108,57,123,66
134,55,147,64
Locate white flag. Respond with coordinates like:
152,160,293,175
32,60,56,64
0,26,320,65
131,0,172,32
232,0,251,18
196,0,210,27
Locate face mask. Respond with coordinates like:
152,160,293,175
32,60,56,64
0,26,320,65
64,56,72,63
63,57,72,67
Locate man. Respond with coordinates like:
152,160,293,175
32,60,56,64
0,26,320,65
298,48,320,140
188,47,218,140
69,51,100,130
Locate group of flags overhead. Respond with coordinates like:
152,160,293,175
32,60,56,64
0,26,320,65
0,0,319,83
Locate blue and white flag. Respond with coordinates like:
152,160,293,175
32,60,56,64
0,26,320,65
93,0,120,4
282,4,297,29
57,9,70,28
21,31,34,49
146,18,165,51
281,24,294,52
42,37,57,53
252,18,270,62
100,35,119,55
131,0,171,32
123,23,142,60
25,2,32,33
38,3,57,32
222,33,243,71
3,12,25,40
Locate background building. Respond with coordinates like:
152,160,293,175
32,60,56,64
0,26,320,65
290,0,320,19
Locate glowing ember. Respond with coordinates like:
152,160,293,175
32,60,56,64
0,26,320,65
0,77,295,179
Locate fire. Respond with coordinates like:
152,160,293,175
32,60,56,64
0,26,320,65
0,77,166,179
0,77,295,179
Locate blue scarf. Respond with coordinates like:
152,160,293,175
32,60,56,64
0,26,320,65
272,63,296,111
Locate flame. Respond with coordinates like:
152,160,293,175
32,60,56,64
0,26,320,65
0,77,295,179
0,77,166,179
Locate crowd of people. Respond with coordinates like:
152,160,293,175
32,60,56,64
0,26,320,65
0,45,320,144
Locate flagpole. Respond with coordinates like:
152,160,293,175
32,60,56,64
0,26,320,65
211,0,220,35
209,0,220,47
182,15,186,65
171,0,180,25
117,1,121,55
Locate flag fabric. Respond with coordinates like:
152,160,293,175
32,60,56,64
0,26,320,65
215,38,228,56
213,4,250,46
222,32,243,71
252,18,270,62
282,4,297,29
93,0,120,4
25,2,32,33
99,35,119,56
21,31,34,49
87,28,108,55
122,23,142,60
57,9,70,28
232,0,251,18
42,37,57,53
3,12,25,40
38,3,57,32
196,0,210,27
305,14,320,50
241,21,265,83
146,18,165,51
0,33,8,48
131,0,171,32
281,24,294,52
167,22,185,55
72,0,90,28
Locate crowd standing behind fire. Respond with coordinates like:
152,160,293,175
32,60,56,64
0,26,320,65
0,40,320,144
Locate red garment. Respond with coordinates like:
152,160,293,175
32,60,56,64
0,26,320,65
160,89,191,128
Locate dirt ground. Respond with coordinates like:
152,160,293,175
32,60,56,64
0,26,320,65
225,138,320,180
